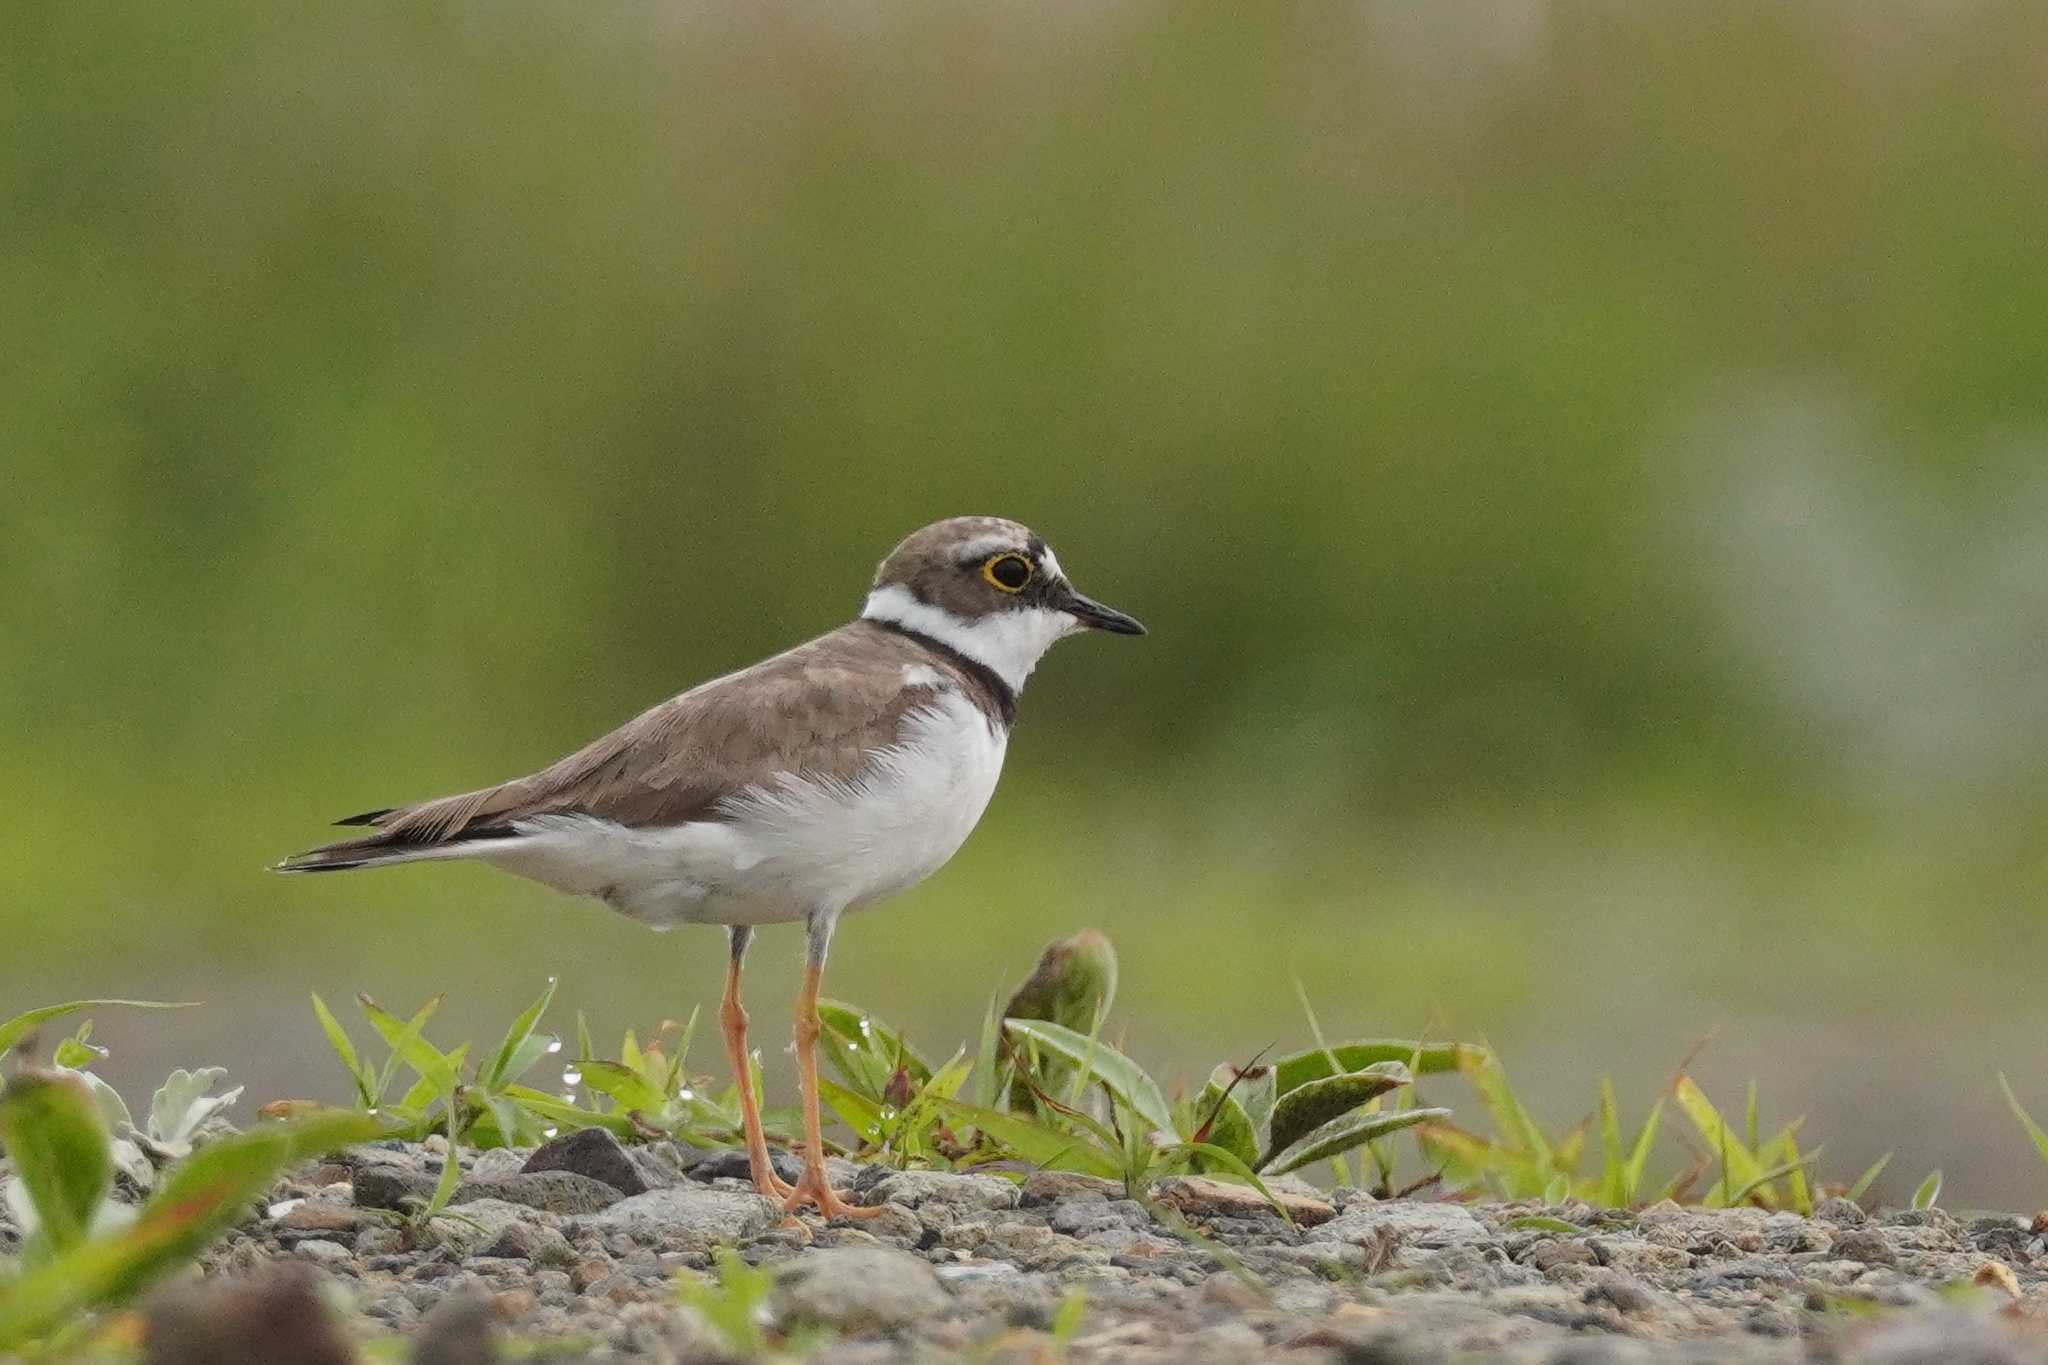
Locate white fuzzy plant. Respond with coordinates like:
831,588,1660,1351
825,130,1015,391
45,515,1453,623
2,1066,242,1246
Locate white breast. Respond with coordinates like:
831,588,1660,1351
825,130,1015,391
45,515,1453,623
485,690,1008,927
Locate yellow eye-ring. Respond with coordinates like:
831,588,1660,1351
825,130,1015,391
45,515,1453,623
982,553,1033,593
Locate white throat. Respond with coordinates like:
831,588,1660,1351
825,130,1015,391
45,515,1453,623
861,584,1077,694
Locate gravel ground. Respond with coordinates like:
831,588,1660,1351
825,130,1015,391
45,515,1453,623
13,1129,2048,1363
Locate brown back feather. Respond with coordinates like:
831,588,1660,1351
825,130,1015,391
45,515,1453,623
315,620,1005,855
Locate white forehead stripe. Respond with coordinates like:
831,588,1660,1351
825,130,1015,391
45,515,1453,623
1038,546,1063,581
862,584,1078,695
953,533,1027,562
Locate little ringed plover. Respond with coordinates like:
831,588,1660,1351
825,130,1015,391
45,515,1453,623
277,516,1145,1218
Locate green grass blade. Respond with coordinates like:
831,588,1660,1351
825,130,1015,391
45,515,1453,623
1673,1076,1764,1203
935,1099,1122,1179
484,979,558,1090
1597,1078,1626,1207
1845,1151,1891,1203
574,1060,668,1115
1911,1168,1941,1210
499,1086,636,1139
1462,1050,1552,1168
1623,1098,1663,1206
1727,1144,1823,1208
972,991,1003,1110
360,995,446,1097
419,1097,465,1223
1998,1074,2048,1172
0,1001,195,1065
309,993,374,1107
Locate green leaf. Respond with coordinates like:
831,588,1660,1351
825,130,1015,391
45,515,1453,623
52,1023,99,1072
1271,1040,1479,1096
1505,1215,1584,1235
499,1086,637,1139
891,1051,973,1159
1999,1074,2048,1173
575,1060,668,1116
1911,1168,1942,1210
1190,1068,1259,1168
1263,1062,1410,1163
1262,1106,1450,1176
0,1109,382,1351
818,1076,882,1142
0,1072,112,1255
359,995,449,1096
0,1001,195,1066
1000,1020,1173,1136
483,979,558,1090
935,1100,1122,1179
817,1001,930,1100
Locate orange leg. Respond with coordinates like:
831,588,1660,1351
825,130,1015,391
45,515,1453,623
720,927,796,1202
783,920,880,1219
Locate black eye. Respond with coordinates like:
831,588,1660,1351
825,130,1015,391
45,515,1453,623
982,553,1033,592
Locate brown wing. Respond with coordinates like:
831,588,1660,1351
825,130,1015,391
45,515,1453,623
277,623,946,870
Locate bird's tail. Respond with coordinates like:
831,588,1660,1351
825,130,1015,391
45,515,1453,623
270,807,521,874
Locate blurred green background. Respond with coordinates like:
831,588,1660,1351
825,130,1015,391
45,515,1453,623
8,3,2048,1204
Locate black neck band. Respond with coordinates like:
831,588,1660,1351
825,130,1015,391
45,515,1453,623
868,618,1018,727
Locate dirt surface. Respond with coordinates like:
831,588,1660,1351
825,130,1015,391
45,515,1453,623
13,1131,2048,1363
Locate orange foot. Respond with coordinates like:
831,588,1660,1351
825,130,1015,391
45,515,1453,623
781,1165,882,1220
752,1167,799,1202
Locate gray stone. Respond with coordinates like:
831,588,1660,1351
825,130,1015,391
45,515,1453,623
590,1186,777,1247
772,1248,950,1332
459,1171,621,1216
413,1294,499,1365
522,1128,650,1196
1019,1170,1121,1205
1309,1200,1490,1248
1834,1228,1900,1266
863,1169,1021,1212
354,1166,620,1216
467,1147,528,1182
691,1147,801,1185
1585,1273,1656,1314
1051,1200,1130,1237
292,1239,354,1266
1814,1195,1867,1225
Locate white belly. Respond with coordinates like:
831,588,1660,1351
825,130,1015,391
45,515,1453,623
482,692,1008,927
